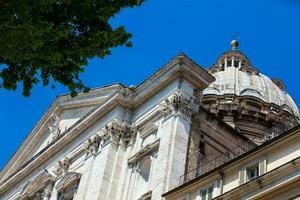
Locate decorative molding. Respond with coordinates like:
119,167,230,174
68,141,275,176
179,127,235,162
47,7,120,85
128,139,160,164
138,191,152,200
202,94,299,141
19,171,55,200
159,90,199,119
52,157,70,177
51,158,81,198
81,120,138,156
83,135,102,156
55,171,81,193
103,120,137,147
139,124,158,139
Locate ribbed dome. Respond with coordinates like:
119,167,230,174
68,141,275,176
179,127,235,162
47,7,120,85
204,50,299,117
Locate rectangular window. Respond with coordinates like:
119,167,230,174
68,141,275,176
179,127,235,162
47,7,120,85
198,141,205,155
208,187,213,200
240,157,267,185
200,186,214,200
247,164,259,180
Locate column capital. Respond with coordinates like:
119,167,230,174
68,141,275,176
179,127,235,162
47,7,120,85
159,89,199,120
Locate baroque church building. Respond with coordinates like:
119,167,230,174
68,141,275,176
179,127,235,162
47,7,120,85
1,41,300,200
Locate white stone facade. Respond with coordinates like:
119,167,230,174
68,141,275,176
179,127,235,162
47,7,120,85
0,53,215,200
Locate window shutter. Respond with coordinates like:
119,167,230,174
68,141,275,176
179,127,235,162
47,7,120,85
239,167,246,185
259,159,266,175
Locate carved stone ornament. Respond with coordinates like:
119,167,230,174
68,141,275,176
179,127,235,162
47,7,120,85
159,90,199,118
103,120,137,146
83,134,102,155
55,171,81,193
128,139,160,164
48,114,60,141
52,157,70,177
19,171,55,200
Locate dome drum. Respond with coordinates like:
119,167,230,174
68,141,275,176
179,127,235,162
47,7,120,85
202,94,298,142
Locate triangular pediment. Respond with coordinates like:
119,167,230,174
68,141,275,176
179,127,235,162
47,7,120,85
0,84,126,182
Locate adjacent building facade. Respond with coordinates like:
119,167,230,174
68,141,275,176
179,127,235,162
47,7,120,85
0,41,299,200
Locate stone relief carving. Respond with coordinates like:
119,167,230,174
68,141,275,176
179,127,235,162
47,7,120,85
82,121,137,155
83,134,102,156
49,114,60,141
159,90,199,119
56,171,81,195
31,191,43,200
43,183,54,200
50,157,82,199
104,120,137,146
53,157,70,177
19,171,55,200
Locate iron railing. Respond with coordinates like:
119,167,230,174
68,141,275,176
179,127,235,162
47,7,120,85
179,141,255,185
179,122,297,186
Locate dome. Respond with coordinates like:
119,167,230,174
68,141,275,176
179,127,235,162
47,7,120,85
202,41,299,142
204,41,299,117
204,66,299,117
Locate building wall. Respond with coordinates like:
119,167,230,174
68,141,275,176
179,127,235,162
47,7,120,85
185,109,250,185
0,79,199,200
164,127,300,200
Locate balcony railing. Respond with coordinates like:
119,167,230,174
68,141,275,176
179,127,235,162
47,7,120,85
179,141,255,185
179,122,296,186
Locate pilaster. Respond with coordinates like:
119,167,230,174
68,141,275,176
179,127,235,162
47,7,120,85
152,88,198,199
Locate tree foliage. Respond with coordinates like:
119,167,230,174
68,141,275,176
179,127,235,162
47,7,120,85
0,0,144,96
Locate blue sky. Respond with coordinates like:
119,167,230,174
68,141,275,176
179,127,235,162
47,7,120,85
1,0,300,170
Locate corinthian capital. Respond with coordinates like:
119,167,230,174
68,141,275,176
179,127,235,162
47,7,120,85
103,121,137,146
159,90,199,119
83,134,102,156
52,157,70,177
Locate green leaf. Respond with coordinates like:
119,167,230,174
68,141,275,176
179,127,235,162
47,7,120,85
0,0,145,96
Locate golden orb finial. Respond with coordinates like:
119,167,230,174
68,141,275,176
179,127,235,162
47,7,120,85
231,40,239,50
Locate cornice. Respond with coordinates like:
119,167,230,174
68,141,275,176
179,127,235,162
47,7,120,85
128,139,160,164
202,94,298,125
133,53,215,108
